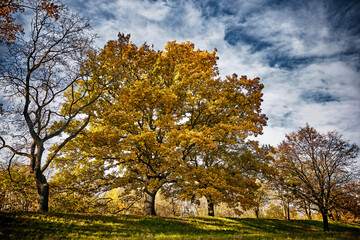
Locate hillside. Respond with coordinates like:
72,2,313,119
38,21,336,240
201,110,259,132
1,212,359,239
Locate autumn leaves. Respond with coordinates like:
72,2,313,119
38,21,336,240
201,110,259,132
52,33,269,216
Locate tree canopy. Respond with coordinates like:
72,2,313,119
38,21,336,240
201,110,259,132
275,124,359,231
53,33,268,216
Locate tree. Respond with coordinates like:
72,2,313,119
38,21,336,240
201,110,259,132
275,124,359,231
54,33,267,216
0,0,102,212
329,182,360,221
49,139,123,213
270,162,296,220
265,203,284,219
176,141,273,216
297,198,313,220
250,183,269,218
0,162,37,211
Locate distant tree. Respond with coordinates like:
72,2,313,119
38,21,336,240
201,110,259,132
265,203,284,219
177,141,273,217
0,163,37,211
250,183,269,218
0,0,102,212
275,124,359,231
329,182,360,221
49,160,116,214
270,161,296,220
53,33,267,216
296,198,313,220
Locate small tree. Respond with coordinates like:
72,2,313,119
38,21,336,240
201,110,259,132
177,141,273,217
270,162,296,220
276,124,359,231
250,184,269,218
0,0,102,212
329,182,360,221
0,163,37,211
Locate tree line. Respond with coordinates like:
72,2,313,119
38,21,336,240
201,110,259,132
0,0,359,232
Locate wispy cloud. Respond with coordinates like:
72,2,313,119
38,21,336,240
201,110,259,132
63,0,360,147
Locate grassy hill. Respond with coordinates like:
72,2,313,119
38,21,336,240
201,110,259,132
1,212,359,239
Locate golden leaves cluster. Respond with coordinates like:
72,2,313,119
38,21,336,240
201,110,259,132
54,33,268,205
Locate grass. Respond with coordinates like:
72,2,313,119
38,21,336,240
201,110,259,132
0,212,359,239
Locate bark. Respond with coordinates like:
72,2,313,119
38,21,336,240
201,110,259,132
286,202,290,220
35,171,49,212
281,199,290,220
304,200,312,220
208,202,215,216
144,189,158,216
321,209,330,231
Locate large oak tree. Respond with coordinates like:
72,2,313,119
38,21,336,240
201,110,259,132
54,34,267,216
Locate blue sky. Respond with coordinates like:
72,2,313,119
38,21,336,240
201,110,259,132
59,0,360,147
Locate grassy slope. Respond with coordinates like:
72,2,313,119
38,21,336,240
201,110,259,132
0,212,359,239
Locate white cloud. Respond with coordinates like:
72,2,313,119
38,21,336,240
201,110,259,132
61,0,360,148
238,2,345,58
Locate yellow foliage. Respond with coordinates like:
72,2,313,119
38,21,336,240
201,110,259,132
53,33,268,216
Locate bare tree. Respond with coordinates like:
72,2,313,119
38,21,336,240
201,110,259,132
0,0,103,212
276,124,359,231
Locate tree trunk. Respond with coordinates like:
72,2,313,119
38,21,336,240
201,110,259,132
35,171,49,212
321,210,330,231
254,208,259,218
208,201,215,216
286,202,290,220
144,189,157,216
282,200,290,220
304,200,312,220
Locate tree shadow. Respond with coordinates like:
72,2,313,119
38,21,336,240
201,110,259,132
1,212,359,239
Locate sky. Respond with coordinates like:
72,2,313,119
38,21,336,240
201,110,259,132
12,0,360,148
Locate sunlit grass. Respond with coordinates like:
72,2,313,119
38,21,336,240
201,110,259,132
0,211,359,239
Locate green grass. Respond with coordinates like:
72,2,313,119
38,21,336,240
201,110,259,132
0,212,359,239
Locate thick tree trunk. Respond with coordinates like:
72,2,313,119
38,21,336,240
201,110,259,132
321,210,330,231
35,171,49,212
207,202,215,216
144,189,157,216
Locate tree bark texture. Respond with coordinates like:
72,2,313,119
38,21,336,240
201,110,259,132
35,171,49,212
321,210,330,231
144,189,157,216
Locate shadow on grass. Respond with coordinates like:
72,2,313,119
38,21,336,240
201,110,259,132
1,212,360,239
0,212,235,239
230,218,360,234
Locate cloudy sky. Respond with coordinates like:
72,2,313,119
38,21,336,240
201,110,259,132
64,0,360,147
